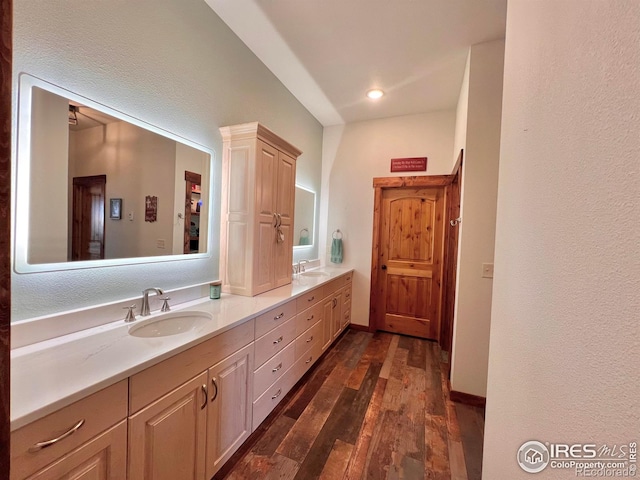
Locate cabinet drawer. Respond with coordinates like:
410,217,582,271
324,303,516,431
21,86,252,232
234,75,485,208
296,286,323,312
20,420,127,480
129,319,254,413
295,337,323,379
323,278,344,298
11,380,128,480
254,317,296,368
343,301,352,328
253,341,295,401
343,285,352,303
344,271,353,284
295,302,322,337
295,320,323,360
252,366,297,431
255,300,297,338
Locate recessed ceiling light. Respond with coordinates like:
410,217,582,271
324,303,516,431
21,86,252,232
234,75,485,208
366,89,384,100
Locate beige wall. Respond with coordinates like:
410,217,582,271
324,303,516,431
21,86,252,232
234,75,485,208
450,39,505,398
12,0,323,321
484,1,640,477
320,111,456,326
29,88,69,264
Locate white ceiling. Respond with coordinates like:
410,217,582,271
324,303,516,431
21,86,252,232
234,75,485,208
205,0,507,127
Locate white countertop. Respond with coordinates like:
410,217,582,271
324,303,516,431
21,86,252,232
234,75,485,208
10,266,353,431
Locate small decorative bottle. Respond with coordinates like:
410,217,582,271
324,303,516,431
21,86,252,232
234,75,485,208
209,281,222,300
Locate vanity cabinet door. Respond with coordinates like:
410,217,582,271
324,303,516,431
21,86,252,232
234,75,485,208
128,372,208,480
332,291,343,340
273,151,296,288
20,421,126,480
322,297,334,352
205,343,254,479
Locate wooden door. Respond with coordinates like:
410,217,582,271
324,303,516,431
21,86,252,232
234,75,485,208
1,2,11,473
129,372,208,480
273,151,296,287
71,175,106,261
254,140,278,293
205,343,253,479
441,151,463,359
24,421,127,480
376,187,445,339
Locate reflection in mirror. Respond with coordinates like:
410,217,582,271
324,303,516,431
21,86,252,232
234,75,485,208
293,185,315,247
15,75,212,273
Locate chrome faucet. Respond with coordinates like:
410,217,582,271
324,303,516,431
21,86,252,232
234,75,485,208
141,287,164,316
294,259,309,274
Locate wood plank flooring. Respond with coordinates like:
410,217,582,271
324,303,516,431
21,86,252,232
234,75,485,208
214,330,484,480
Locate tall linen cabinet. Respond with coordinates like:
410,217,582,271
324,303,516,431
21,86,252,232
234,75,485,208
220,123,301,296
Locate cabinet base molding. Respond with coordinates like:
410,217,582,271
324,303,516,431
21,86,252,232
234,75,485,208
449,388,486,408
348,324,373,332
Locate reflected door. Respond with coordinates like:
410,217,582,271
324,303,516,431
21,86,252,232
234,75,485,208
184,171,202,254
71,175,106,261
376,187,445,339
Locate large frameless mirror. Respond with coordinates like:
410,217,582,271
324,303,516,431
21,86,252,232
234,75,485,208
14,74,213,273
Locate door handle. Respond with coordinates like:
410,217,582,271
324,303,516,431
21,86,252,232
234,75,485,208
381,265,387,270
201,384,208,409
211,378,218,402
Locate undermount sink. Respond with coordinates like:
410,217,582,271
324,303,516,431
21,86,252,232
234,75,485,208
129,311,213,338
300,271,330,277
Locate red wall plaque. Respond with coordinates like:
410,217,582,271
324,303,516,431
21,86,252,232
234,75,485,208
390,157,427,172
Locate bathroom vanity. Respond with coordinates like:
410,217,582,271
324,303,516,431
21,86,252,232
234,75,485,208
10,267,353,480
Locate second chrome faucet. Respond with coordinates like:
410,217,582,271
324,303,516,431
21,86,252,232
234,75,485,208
141,287,164,316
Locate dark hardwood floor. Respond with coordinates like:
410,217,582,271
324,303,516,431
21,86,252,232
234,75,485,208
215,329,484,480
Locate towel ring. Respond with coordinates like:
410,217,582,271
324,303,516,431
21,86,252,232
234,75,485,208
332,229,343,240
299,228,309,238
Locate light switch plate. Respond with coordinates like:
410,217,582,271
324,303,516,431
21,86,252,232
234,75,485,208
482,263,494,278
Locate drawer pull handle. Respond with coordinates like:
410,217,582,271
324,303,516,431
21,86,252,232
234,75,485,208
306,335,314,343
274,312,284,320
272,363,282,373
307,315,314,322
306,356,313,364
307,296,315,302
271,388,282,400
211,379,218,402
273,336,283,344
346,293,350,298
30,419,85,452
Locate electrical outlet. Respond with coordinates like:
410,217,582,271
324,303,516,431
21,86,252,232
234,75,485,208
128,211,134,221
482,263,494,278
157,239,166,249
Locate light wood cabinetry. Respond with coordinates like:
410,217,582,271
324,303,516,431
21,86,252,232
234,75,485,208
22,421,126,480
205,343,254,479
12,272,355,479
128,372,208,480
11,381,128,480
128,321,255,480
219,122,302,297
